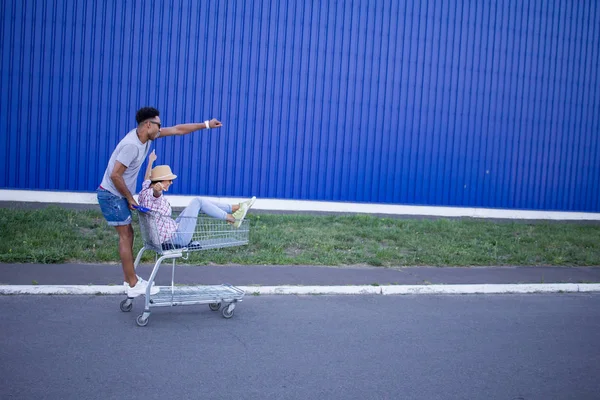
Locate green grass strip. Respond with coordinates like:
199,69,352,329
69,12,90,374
0,206,599,266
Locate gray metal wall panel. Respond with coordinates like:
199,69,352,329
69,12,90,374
0,0,598,211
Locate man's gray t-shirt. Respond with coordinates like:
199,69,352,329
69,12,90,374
100,129,151,197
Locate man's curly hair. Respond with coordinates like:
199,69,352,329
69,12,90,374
135,107,160,124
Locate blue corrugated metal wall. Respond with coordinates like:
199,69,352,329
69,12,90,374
1,0,599,211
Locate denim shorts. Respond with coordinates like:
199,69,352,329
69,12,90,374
96,187,132,226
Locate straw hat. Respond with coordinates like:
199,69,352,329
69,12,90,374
150,165,177,181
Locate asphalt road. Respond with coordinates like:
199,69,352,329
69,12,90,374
1,294,599,400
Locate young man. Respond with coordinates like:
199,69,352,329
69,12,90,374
97,107,222,297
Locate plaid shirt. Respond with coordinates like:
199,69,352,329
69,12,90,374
138,180,178,243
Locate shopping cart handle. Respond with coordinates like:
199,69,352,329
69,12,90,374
133,205,151,213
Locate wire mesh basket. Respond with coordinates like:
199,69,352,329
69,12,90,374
136,208,249,254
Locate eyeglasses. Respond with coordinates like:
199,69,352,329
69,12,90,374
149,120,161,129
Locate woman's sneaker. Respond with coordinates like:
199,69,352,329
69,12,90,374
240,196,256,210
232,203,249,228
127,277,160,298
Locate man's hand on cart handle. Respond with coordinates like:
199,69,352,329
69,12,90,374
127,197,139,211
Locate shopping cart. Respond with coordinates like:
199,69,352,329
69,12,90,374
120,206,249,327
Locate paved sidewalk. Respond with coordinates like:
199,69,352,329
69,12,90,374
1,263,599,286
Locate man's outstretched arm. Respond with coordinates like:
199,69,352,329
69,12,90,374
159,118,223,137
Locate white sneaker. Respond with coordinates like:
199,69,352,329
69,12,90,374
127,277,160,298
124,275,154,291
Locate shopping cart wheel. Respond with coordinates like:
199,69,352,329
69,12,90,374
120,298,133,312
221,303,235,319
136,314,149,327
209,302,221,311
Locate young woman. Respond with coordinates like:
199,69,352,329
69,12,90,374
138,150,255,247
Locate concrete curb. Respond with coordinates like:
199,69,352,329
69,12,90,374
1,283,600,296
